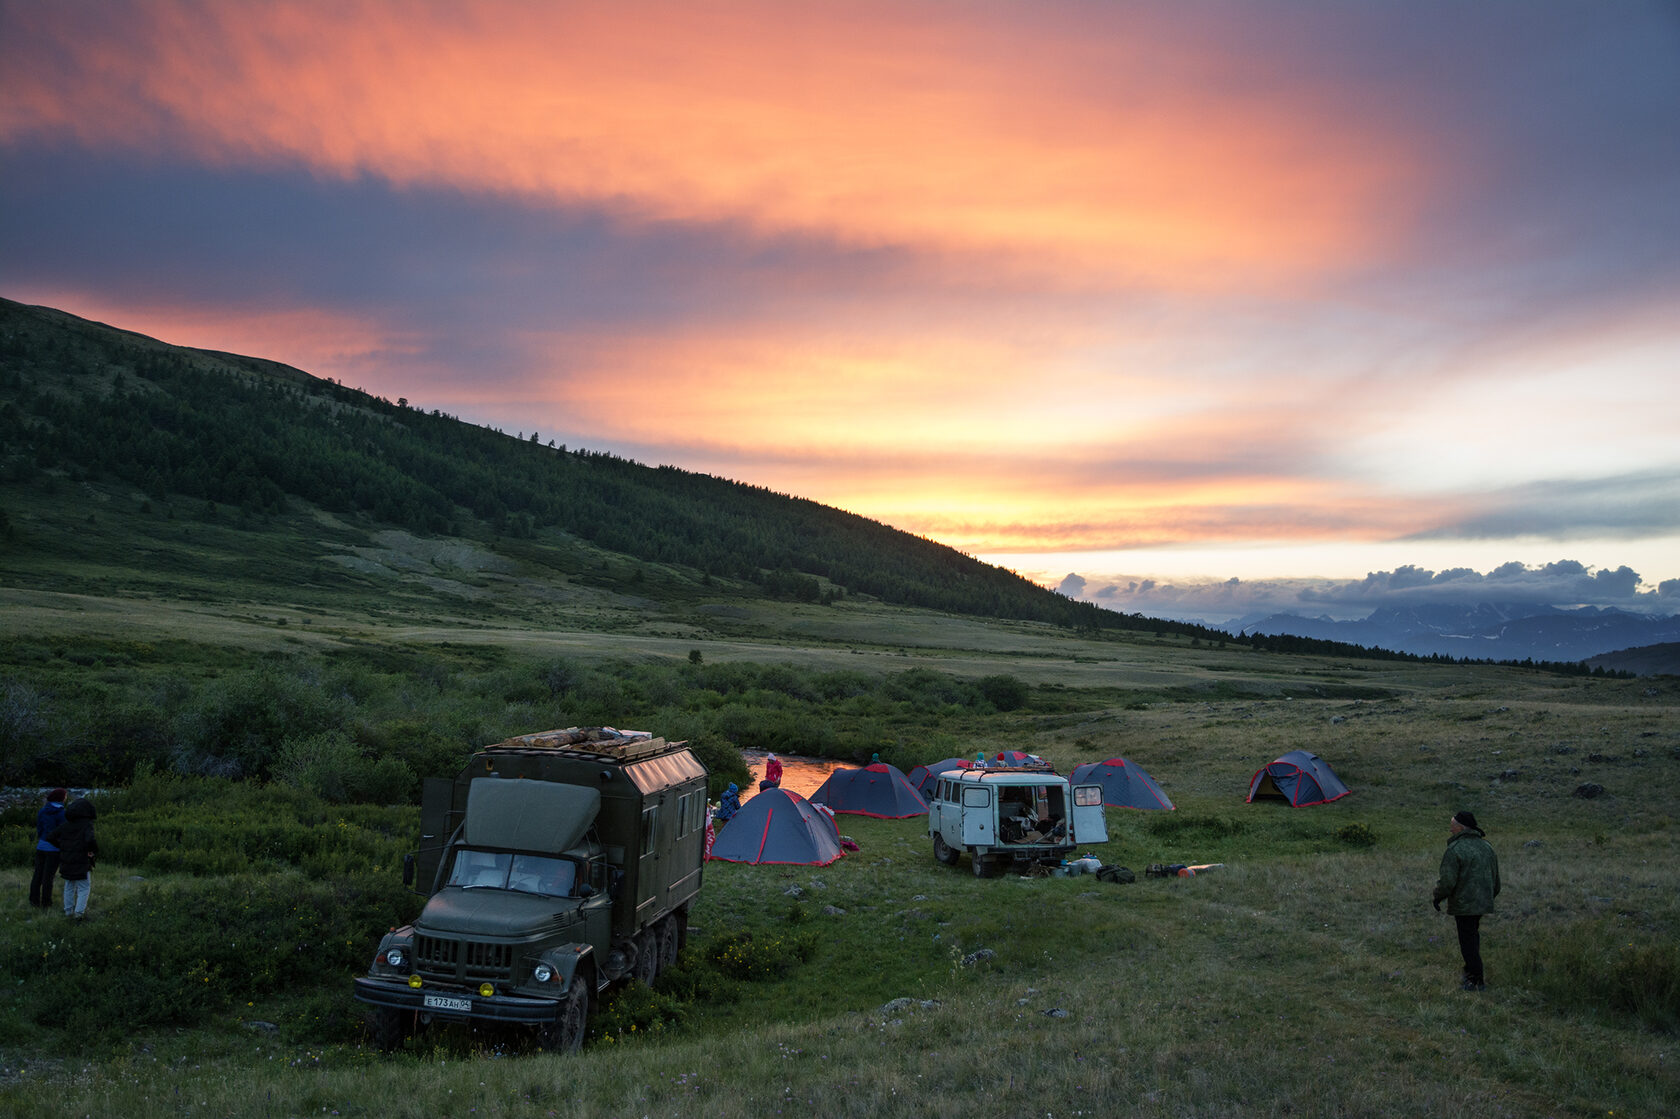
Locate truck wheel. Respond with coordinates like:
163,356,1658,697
933,834,960,866
633,929,658,984
538,980,589,1053
657,915,679,973
971,852,1002,878
366,1007,407,1052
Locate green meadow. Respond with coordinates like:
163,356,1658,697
2,597,1675,1117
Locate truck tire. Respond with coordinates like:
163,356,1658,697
971,851,1003,878
366,1007,408,1052
932,834,961,866
633,928,658,984
657,915,679,972
538,979,589,1053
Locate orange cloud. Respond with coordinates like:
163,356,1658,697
2,1,1427,291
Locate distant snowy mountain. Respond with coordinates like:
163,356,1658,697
1239,604,1680,663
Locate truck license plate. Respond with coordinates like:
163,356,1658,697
423,994,472,1013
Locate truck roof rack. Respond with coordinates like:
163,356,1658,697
483,726,677,763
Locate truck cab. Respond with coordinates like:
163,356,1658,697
354,727,707,1051
927,764,1107,876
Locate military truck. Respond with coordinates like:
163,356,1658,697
926,763,1107,876
353,727,708,1051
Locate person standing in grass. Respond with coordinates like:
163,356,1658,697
1433,809,1500,991
29,788,68,909
48,797,99,920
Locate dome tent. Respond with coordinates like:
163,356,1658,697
906,757,974,799
1246,750,1350,806
707,787,845,866
1069,757,1174,810
809,762,928,818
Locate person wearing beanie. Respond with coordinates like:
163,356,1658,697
30,788,69,909
48,797,99,919
1433,809,1501,990
763,752,783,789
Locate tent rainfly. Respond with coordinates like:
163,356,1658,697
707,787,845,866
809,762,928,818
906,757,975,799
1069,757,1174,810
1246,750,1350,806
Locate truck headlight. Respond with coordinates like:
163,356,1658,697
532,963,554,983
384,947,406,970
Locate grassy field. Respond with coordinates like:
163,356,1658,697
2,481,1676,1116
2,654,1675,1118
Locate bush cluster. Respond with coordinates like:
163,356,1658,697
1,641,1051,800
4,871,416,1047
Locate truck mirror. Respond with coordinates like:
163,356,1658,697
576,882,596,898
402,853,415,887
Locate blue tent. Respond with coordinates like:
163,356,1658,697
906,757,974,799
809,762,928,818
708,787,845,866
1246,750,1350,806
1069,757,1174,810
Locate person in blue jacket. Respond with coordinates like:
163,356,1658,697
715,783,742,823
29,788,68,909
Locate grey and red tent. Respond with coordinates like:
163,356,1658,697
906,757,974,799
1069,757,1174,810
809,762,928,818
708,787,845,865
991,750,1049,768
1246,750,1350,806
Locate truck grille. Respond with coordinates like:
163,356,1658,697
415,934,514,980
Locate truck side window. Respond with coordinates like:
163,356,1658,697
642,806,658,850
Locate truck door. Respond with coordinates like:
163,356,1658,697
959,785,993,847
413,776,456,895
1070,784,1109,844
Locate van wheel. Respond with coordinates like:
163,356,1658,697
538,980,589,1053
971,852,1000,878
366,1007,407,1052
933,835,960,866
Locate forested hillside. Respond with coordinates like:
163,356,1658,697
0,298,1191,634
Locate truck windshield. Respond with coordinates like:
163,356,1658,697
447,850,578,897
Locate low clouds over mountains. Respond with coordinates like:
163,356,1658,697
1057,560,1680,661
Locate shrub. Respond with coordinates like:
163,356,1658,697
1336,822,1377,848
3,871,417,1047
979,674,1029,711
275,730,417,804
706,931,818,982
590,980,689,1043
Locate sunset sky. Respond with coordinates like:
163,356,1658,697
3,1,1677,622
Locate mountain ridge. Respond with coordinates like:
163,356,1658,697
0,296,1213,640
1239,602,1680,665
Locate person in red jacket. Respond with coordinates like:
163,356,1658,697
762,752,783,790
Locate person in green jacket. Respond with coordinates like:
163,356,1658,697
1433,810,1500,991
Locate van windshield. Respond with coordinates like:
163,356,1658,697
447,850,578,897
